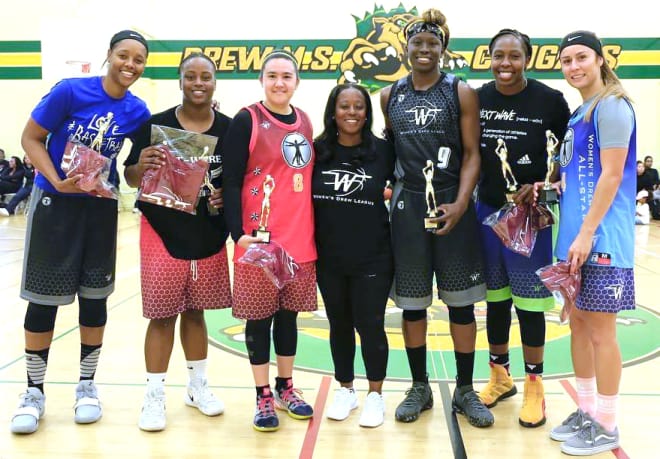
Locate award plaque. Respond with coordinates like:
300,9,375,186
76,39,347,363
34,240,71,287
252,175,275,243
539,130,559,204
495,138,520,202
422,160,440,231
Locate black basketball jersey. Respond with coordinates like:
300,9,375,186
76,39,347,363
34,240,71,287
387,73,462,191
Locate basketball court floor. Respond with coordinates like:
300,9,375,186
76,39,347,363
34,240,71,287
0,209,658,458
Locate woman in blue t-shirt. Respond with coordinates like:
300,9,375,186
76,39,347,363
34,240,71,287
546,31,636,456
10,30,150,435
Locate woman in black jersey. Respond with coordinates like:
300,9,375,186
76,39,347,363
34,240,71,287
313,83,394,428
124,53,232,432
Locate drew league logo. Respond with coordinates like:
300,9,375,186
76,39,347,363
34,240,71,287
281,132,312,169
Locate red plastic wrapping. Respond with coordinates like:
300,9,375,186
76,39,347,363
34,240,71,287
483,203,556,257
139,145,209,214
60,141,118,199
536,261,582,324
238,240,300,289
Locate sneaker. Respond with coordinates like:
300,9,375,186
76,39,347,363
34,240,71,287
0,208,10,217
395,380,433,422
10,388,46,434
452,384,494,428
478,363,517,408
274,383,313,420
74,380,102,424
518,374,546,428
550,408,589,441
138,387,166,432
185,379,224,416
561,418,619,456
359,392,385,428
326,387,358,421
254,394,279,432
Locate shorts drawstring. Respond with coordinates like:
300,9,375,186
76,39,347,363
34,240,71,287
191,260,198,281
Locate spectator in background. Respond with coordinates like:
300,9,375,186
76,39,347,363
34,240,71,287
0,148,8,172
0,156,26,196
635,190,650,225
643,155,660,219
0,155,34,216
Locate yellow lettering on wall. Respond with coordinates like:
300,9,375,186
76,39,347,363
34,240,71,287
311,46,334,71
472,45,490,70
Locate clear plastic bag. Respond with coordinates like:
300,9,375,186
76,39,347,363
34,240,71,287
60,141,118,199
139,144,208,214
238,240,300,289
536,261,581,325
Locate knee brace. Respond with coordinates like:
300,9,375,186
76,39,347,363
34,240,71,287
515,307,546,347
402,309,427,322
78,297,108,328
245,316,273,365
448,304,475,325
486,299,513,345
24,302,58,333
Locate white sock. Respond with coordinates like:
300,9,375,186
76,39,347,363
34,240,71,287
146,372,166,392
186,359,207,384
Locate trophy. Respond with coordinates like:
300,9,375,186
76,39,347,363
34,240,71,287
252,175,275,243
495,138,520,202
423,160,440,231
539,130,559,204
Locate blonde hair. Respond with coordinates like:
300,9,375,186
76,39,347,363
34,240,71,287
585,56,631,122
405,8,450,47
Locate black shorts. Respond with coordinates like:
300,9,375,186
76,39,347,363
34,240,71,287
21,187,118,306
390,183,486,309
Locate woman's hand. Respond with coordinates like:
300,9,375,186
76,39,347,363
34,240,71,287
209,187,223,209
237,234,265,249
567,230,594,275
138,145,166,176
54,174,84,194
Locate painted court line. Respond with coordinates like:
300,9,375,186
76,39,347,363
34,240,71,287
559,379,630,459
299,375,331,459
438,381,467,459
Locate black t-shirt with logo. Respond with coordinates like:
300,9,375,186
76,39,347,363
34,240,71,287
312,138,394,274
477,79,570,208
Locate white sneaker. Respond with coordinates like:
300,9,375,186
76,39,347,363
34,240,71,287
0,208,10,217
74,380,102,424
185,379,224,416
139,387,166,432
10,387,46,434
359,392,385,428
326,387,358,421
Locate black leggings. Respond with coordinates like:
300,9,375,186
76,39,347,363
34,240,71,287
245,309,299,365
317,265,391,383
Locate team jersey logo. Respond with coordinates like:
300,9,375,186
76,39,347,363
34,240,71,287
322,163,373,197
281,132,312,169
559,128,574,167
405,99,442,129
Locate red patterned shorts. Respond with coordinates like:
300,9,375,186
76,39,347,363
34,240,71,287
140,217,232,319
232,261,317,320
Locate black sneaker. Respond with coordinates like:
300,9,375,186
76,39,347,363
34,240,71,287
395,381,433,422
452,384,494,428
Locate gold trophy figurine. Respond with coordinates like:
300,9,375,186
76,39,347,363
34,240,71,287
252,175,275,243
539,130,559,204
423,160,440,231
495,138,519,202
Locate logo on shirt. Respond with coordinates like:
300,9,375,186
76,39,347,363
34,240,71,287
517,154,532,165
322,164,373,197
559,128,574,167
405,99,442,129
281,132,312,169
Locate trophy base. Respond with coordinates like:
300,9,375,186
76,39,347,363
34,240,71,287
539,188,558,204
252,229,271,243
424,217,441,233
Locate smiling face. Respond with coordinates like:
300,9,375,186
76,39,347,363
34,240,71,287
406,31,443,74
560,44,604,98
490,34,530,94
105,39,147,93
179,56,216,106
334,87,368,144
260,57,299,112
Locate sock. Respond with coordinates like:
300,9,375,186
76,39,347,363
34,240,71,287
186,359,207,384
524,361,544,376
576,376,597,416
80,343,102,381
405,345,428,383
256,385,272,398
275,376,292,393
455,351,475,387
489,352,510,373
596,393,618,432
146,372,166,391
26,348,50,393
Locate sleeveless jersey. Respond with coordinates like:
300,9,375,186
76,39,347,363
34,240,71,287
555,99,636,268
234,103,317,263
387,73,462,192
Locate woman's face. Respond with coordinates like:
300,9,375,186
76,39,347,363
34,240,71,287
490,34,529,91
23,156,32,167
105,39,147,90
260,57,299,108
407,31,443,73
180,57,216,106
637,162,645,175
334,87,367,138
559,45,604,94
9,157,16,168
